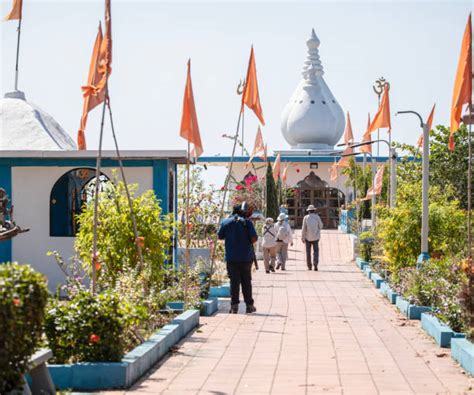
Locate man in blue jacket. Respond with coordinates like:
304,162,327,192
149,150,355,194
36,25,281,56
218,203,258,314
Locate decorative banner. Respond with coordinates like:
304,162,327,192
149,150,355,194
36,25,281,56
242,46,265,125
417,104,436,149
360,113,372,155
3,0,22,21
272,152,281,181
180,60,203,158
247,126,265,167
363,165,385,200
449,14,472,151
367,85,391,134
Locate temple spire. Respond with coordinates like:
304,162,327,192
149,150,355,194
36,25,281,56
302,28,323,80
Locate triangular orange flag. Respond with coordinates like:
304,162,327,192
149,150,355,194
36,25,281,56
329,163,338,181
180,60,203,158
3,0,22,21
417,104,436,149
263,144,268,162
96,0,112,91
360,113,372,155
282,163,289,184
242,46,265,126
247,126,265,167
343,112,354,147
449,14,472,151
77,25,104,150
272,153,281,181
363,165,385,200
367,85,391,133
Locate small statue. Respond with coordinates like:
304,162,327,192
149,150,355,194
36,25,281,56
0,188,29,241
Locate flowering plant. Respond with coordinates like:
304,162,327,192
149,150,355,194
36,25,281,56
230,173,265,212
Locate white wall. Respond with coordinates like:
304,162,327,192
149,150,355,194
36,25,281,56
12,166,153,291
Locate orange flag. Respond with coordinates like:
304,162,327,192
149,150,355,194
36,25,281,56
363,165,384,200
282,163,289,184
337,112,355,167
77,25,104,150
329,163,338,181
272,153,281,181
96,0,112,90
360,113,372,155
367,85,391,133
247,126,265,167
3,0,22,21
449,14,472,151
242,46,265,126
180,60,203,158
417,104,436,149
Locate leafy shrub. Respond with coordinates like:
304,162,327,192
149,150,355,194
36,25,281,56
393,258,467,333
377,182,466,272
359,231,374,262
0,263,48,393
45,290,131,363
75,180,174,290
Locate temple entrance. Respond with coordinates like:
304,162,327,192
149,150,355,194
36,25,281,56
286,171,345,229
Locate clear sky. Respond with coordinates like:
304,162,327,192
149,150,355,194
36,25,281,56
1,1,472,169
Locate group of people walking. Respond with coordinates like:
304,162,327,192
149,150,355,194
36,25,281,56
218,202,324,314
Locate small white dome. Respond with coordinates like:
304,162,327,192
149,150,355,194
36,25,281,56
281,29,345,150
0,91,76,150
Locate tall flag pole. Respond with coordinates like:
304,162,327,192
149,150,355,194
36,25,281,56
180,59,203,309
4,0,23,91
417,104,436,149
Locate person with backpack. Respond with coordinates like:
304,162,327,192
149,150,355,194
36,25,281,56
261,217,277,273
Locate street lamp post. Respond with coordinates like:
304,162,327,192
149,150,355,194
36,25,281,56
396,110,430,266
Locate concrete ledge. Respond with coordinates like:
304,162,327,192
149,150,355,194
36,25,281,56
209,283,230,298
48,310,200,390
421,313,465,348
380,282,398,304
452,338,474,375
396,296,431,320
363,266,372,279
371,273,384,289
356,257,369,270
202,298,218,316
166,301,184,310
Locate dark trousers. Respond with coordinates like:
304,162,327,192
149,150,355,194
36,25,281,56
226,261,254,306
305,239,320,269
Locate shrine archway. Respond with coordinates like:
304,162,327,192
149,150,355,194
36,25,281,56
286,171,345,229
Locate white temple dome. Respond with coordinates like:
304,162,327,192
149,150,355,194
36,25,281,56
281,29,345,150
0,91,76,150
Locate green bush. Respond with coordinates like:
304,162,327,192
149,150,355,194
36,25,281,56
0,263,49,393
45,290,131,363
359,231,374,262
377,182,466,272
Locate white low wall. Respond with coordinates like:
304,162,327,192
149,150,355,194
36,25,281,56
12,166,153,291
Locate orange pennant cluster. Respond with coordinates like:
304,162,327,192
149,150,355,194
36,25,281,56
77,0,113,150
180,60,204,158
449,14,472,151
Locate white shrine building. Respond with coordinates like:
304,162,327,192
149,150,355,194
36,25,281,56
199,29,388,229
0,90,186,290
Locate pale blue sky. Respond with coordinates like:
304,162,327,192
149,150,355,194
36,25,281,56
1,1,472,162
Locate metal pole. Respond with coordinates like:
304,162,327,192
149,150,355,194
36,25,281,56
241,110,245,156
417,122,430,266
371,156,376,230
389,147,397,208
184,141,191,309
14,18,22,91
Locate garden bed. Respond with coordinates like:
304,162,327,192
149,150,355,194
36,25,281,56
48,310,200,390
209,282,230,298
421,313,465,348
379,282,398,304
395,296,431,320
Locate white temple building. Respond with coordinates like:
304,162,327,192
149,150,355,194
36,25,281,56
199,29,387,229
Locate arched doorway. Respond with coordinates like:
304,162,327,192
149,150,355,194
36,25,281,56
286,171,345,229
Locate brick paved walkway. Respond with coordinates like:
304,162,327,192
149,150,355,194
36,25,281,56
113,230,473,394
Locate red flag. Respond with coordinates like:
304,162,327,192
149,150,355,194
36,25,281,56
360,113,372,155
3,0,22,21
449,14,472,151
367,85,391,133
272,153,281,181
417,104,436,149
242,46,265,125
247,126,265,167
363,165,384,200
180,60,203,158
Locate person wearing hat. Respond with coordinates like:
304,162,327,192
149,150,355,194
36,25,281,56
261,217,277,273
275,213,292,270
301,205,324,270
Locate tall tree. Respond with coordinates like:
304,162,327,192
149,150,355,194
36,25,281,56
265,162,279,220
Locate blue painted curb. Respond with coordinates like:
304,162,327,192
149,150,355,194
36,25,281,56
396,296,431,320
452,338,474,375
202,298,218,316
356,257,369,270
166,301,184,310
363,266,372,279
380,282,398,304
371,273,384,289
421,313,465,348
209,283,230,298
48,310,200,390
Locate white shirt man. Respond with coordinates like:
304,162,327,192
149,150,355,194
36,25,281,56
275,213,292,270
301,205,324,271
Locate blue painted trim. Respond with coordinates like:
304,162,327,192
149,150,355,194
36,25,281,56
48,310,200,390
371,273,384,289
380,282,398,304
209,283,231,298
355,257,369,270
363,266,372,279
417,252,430,268
395,296,431,320
0,165,12,263
198,156,395,163
202,298,219,316
452,338,474,375
153,160,169,215
166,301,184,310
421,313,465,348
0,158,155,167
